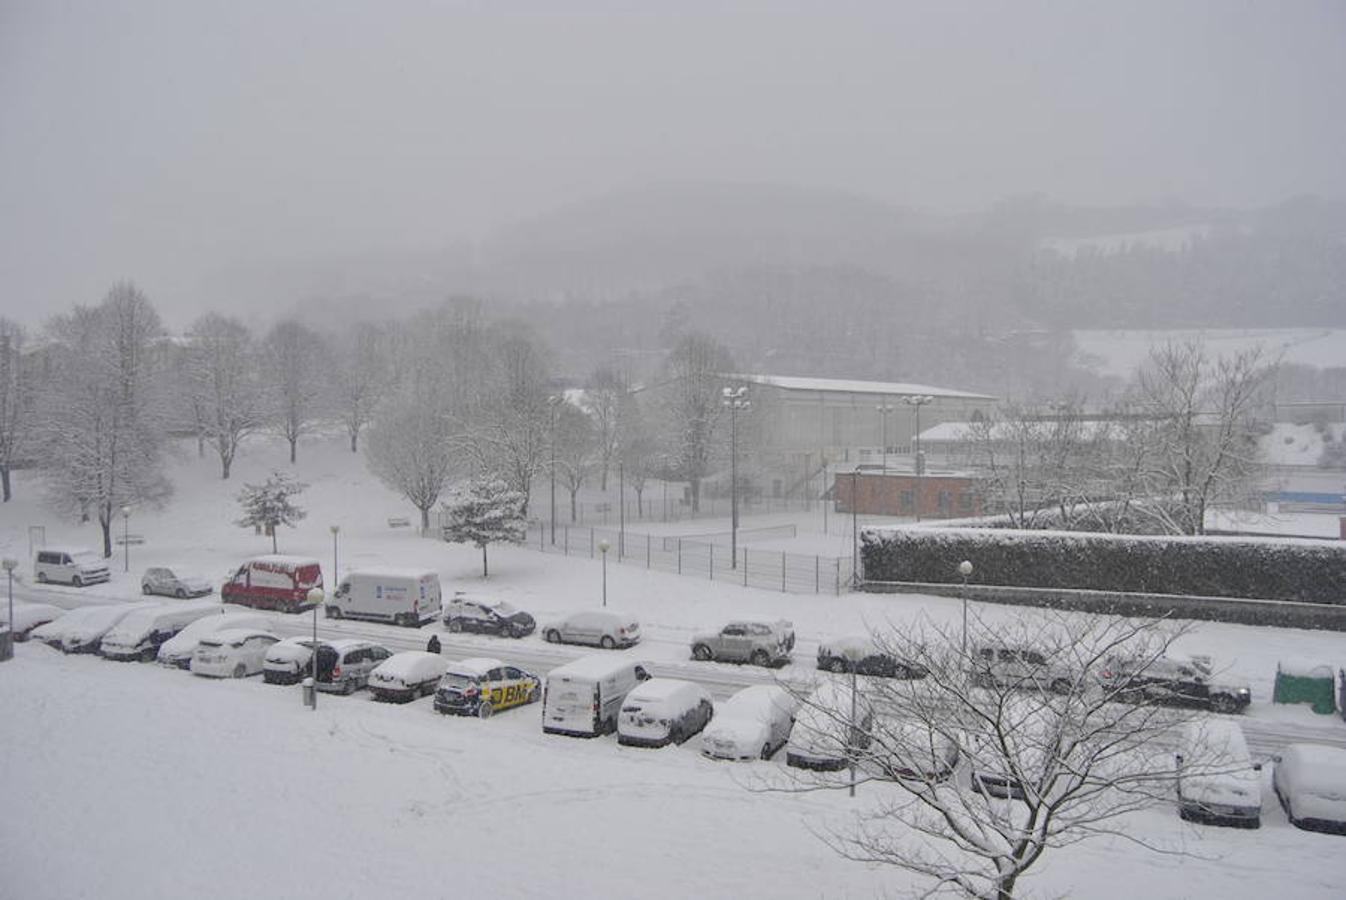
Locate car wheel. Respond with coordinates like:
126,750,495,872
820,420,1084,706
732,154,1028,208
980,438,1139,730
1209,694,1238,714
140,648,156,663
175,588,187,599
545,629,561,643
447,619,463,633
509,623,525,639
692,644,713,661
826,657,848,673
761,743,773,760
325,605,339,619
141,584,153,595
232,663,247,679
478,701,494,720
72,575,83,587
36,572,47,584
342,679,356,696
526,685,540,704
1050,678,1072,695
750,649,770,668
600,635,616,650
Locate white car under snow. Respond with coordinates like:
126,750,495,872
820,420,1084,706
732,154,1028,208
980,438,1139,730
157,612,272,669
701,684,800,761
190,628,280,678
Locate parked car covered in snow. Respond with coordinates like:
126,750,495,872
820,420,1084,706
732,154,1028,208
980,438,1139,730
140,567,213,599
433,657,541,718
1175,718,1261,827
190,628,279,678
690,619,795,667
877,720,960,783
157,612,270,669
313,640,394,694
368,651,450,702
442,594,535,638
542,610,640,649
263,637,319,684
1273,743,1346,834
1099,654,1250,714
0,601,65,641
786,678,874,771
99,602,219,661
969,644,1076,694
816,634,928,679
618,678,714,748
34,546,110,587
31,602,154,654
701,684,799,761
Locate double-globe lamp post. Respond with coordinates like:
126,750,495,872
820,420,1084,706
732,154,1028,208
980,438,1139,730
1,557,17,662
722,386,749,569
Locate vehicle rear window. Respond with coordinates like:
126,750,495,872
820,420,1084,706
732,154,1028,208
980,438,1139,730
441,673,477,690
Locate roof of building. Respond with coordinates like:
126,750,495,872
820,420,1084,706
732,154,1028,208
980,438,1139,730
726,373,995,401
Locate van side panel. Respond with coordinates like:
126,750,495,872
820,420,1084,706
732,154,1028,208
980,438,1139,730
222,560,322,613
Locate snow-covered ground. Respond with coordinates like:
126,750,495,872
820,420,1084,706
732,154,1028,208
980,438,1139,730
4,435,1346,899
1260,422,1346,468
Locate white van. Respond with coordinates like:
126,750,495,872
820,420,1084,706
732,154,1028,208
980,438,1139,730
327,568,442,627
34,547,110,587
1176,718,1262,827
99,602,220,661
543,655,653,737
618,678,714,748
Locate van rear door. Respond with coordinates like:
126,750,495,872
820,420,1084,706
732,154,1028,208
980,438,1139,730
545,677,601,734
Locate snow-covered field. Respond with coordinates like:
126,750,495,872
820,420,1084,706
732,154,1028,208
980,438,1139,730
4,436,1346,899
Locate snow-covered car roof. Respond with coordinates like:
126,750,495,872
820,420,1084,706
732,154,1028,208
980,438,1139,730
446,657,505,677
62,603,154,638
550,609,630,624
199,628,277,646
322,639,379,652
244,555,321,568
1,601,64,633
548,654,648,681
265,637,317,660
371,651,450,681
819,634,878,656
160,613,268,649
719,684,798,720
627,678,705,704
702,716,768,746
1280,744,1346,792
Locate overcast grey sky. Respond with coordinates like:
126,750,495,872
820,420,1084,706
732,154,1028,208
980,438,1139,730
2,0,1344,327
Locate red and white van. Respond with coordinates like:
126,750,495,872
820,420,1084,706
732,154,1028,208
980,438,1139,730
221,555,324,613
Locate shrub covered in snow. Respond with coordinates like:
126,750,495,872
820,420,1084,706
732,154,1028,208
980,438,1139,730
861,526,1346,604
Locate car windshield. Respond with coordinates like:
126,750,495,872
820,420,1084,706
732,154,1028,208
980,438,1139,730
440,673,478,690
491,601,517,614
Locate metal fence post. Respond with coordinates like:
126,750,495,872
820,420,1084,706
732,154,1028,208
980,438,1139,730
646,534,651,568
743,549,748,586
709,544,714,581
590,529,594,558
815,555,820,593
678,538,682,575
564,526,569,556
782,552,787,592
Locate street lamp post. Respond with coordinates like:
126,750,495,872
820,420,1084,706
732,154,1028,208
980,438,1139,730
1,557,17,663
843,643,865,798
597,539,610,608
618,460,626,560
306,586,324,710
722,386,750,569
121,506,131,573
330,525,340,590
958,560,974,660
548,395,561,545
876,402,895,473
903,395,934,521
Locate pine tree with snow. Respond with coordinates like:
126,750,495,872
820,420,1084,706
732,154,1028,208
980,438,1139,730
236,471,308,553
441,476,527,578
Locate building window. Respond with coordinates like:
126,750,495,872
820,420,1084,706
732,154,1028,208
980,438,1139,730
937,491,952,513
958,492,974,513
900,490,915,513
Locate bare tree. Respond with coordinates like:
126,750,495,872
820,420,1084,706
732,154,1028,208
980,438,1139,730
263,320,327,464
365,391,459,532
40,283,173,556
332,323,389,453
659,331,734,513
553,401,597,522
581,365,626,490
466,324,552,513
185,313,266,480
0,318,34,501
781,610,1204,900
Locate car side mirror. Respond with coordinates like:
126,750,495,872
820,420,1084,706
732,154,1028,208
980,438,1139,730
1253,762,1263,772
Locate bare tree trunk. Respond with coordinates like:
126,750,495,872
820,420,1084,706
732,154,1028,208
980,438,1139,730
100,514,113,559
221,455,232,480
569,489,578,522
197,432,205,458
289,438,297,464
350,431,358,453
1,465,10,502
481,545,489,578
420,506,430,532
689,477,701,513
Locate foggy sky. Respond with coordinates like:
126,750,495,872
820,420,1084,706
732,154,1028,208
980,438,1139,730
2,0,1344,328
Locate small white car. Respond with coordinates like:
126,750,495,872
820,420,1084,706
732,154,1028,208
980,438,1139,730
1175,718,1262,828
30,603,154,654
878,720,960,783
1,601,65,641
786,679,874,771
1273,743,1346,834
262,637,319,684
701,684,799,761
190,628,280,678
99,602,220,662
542,610,641,649
618,678,714,748
157,612,271,668
368,651,451,703
141,566,213,599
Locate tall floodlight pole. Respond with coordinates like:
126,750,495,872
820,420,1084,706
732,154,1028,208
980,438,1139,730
598,539,610,607
721,386,750,569
903,395,934,521
548,395,561,545
2,558,17,662
306,586,324,710
876,402,894,473
121,506,131,573
330,525,340,593
851,470,860,586
618,459,626,559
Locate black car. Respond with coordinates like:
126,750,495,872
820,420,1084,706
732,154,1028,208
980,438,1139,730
816,635,928,679
1098,654,1251,714
441,595,536,639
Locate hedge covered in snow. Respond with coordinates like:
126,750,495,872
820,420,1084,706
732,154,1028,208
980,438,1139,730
861,526,1346,604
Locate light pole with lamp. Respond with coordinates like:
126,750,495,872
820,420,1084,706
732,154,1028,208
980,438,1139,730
548,395,561,545
1,557,17,662
844,642,865,798
305,586,324,710
618,459,626,559
958,560,973,660
329,524,340,590
597,539,610,608
121,506,131,573
876,402,894,472
721,385,749,569
903,395,934,521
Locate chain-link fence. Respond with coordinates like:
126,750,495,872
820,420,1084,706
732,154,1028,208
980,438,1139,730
523,522,854,595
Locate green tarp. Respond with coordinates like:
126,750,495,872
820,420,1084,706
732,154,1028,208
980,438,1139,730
1273,662,1337,715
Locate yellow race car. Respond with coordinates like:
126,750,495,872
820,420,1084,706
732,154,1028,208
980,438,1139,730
433,657,541,719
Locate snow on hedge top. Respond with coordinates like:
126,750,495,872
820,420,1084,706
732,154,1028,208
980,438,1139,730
1277,659,1335,679
863,523,1346,551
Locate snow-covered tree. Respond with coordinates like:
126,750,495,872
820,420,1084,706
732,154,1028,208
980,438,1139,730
365,391,459,532
441,475,527,578
185,313,266,479
0,318,34,502
783,610,1200,900
332,323,389,453
39,283,173,556
263,320,327,464
235,471,308,553
581,365,626,490
553,401,597,522
466,325,552,513
659,332,734,512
